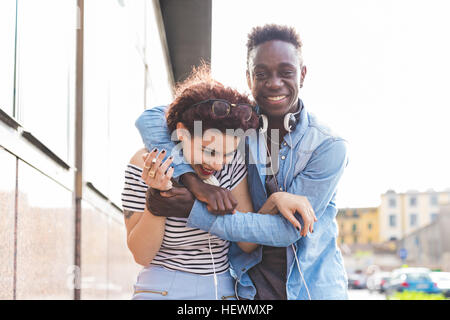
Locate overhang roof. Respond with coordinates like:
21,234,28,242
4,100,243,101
159,0,212,83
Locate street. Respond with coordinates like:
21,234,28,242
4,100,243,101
348,289,386,300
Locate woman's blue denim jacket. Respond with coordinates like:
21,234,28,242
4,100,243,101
135,104,349,300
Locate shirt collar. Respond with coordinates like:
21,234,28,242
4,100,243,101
283,99,309,148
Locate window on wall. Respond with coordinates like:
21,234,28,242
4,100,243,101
409,196,417,206
15,0,77,162
410,213,418,227
0,0,17,117
352,223,357,232
430,213,439,222
389,198,397,208
430,195,438,206
83,0,147,202
83,0,174,205
389,214,396,227
368,223,372,230
144,0,173,107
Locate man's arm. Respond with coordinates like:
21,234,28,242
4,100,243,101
135,106,194,178
136,107,238,215
186,139,349,247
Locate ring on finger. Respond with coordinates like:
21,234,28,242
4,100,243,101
148,170,156,178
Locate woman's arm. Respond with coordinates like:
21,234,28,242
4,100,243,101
230,176,259,253
124,208,165,266
123,149,166,266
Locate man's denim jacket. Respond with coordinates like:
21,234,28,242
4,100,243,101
135,105,349,300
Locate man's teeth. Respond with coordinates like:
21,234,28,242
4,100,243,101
267,96,286,101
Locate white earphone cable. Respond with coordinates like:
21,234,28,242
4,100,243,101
234,279,240,300
208,235,219,300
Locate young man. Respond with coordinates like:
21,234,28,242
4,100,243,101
135,24,349,300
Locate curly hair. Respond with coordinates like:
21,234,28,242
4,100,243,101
246,24,303,65
166,64,259,135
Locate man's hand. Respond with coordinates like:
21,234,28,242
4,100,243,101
180,173,238,215
146,186,195,218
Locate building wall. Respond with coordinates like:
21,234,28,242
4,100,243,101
379,190,450,242
401,205,450,271
0,0,173,300
379,190,402,242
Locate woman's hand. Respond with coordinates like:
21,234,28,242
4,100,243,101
141,149,174,191
259,192,317,237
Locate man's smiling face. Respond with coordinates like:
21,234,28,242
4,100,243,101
247,40,306,118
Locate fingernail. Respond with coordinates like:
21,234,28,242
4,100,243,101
161,150,166,154
152,148,158,153
168,156,173,160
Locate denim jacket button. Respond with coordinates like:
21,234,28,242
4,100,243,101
281,156,286,160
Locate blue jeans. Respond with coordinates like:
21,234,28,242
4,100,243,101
132,265,237,300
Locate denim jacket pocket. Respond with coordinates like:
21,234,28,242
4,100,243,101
292,150,313,175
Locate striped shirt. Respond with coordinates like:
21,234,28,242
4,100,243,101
121,151,247,275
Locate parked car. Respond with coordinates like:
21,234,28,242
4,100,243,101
430,272,450,297
348,273,367,289
385,267,440,296
367,272,391,293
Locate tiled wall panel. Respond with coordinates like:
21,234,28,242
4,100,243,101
16,161,74,299
107,216,141,299
80,200,108,299
0,149,16,299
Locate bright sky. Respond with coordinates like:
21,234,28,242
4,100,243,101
211,0,450,208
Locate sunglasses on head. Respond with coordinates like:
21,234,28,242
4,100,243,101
190,99,254,122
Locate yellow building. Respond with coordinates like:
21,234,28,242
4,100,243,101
337,207,380,245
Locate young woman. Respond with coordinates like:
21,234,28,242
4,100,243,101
121,67,315,300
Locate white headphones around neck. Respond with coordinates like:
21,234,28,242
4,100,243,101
259,99,303,134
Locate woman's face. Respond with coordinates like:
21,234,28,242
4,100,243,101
176,123,241,180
